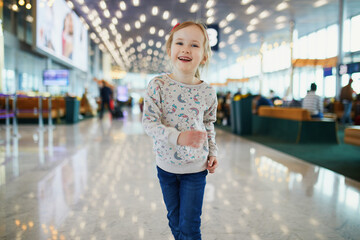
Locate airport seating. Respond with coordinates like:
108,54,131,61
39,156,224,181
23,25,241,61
252,106,339,143
344,126,360,146
2,97,66,122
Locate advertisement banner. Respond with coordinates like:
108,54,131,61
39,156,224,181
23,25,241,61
36,0,88,71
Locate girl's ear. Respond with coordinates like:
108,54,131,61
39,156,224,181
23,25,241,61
201,55,207,65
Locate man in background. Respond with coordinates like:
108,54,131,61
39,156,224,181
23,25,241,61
340,78,355,124
99,80,114,119
302,83,323,118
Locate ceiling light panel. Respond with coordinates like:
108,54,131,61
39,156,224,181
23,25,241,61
276,2,289,11
133,0,140,7
119,1,126,11
152,6,159,15
163,11,170,20
246,5,257,14
190,3,199,13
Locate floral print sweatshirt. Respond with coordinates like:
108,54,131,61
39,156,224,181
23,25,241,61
142,74,218,174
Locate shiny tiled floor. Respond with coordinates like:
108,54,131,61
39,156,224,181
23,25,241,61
1,109,360,240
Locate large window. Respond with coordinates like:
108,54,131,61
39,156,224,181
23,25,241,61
350,15,360,52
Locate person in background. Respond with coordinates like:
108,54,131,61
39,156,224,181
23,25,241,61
302,83,323,118
99,80,114,119
253,94,273,114
340,78,355,124
269,89,281,104
142,21,218,240
223,91,232,126
139,97,144,113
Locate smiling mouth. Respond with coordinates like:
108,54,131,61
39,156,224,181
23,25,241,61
178,57,192,62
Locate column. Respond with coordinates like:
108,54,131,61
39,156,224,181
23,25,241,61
336,0,345,99
289,20,295,99
0,0,4,92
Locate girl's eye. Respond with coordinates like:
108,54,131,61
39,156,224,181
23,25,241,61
192,44,199,48
176,42,183,45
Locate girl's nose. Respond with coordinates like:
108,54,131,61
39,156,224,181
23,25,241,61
182,48,190,53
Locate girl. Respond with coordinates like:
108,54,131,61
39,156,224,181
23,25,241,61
142,21,218,240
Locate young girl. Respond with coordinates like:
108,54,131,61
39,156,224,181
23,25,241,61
142,21,218,240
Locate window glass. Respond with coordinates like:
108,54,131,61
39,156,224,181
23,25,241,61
351,73,360,94
350,15,360,52
326,24,338,58
343,19,351,53
324,76,336,98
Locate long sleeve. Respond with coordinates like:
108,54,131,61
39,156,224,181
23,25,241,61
203,89,218,157
142,79,180,146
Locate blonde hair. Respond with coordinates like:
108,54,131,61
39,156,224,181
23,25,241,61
165,21,212,79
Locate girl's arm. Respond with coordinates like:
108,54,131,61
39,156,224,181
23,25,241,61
204,90,218,157
142,79,180,146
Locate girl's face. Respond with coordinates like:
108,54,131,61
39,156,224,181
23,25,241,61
168,25,206,76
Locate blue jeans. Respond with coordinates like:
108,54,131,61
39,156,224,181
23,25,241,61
342,101,353,124
157,166,207,240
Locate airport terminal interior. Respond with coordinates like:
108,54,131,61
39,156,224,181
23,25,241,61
1,0,360,239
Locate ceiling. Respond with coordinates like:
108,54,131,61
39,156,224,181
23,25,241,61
63,0,360,73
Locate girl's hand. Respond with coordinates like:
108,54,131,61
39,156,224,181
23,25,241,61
207,156,218,173
177,130,207,148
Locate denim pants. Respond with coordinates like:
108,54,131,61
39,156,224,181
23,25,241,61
342,101,353,124
157,166,208,240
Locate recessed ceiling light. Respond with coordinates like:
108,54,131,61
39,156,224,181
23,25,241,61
119,1,127,11
190,3,199,13
276,2,288,11
140,14,146,22
206,8,214,17
275,16,286,23
81,6,89,13
149,26,156,34
314,0,328,7
158,29,165,37
133,0,140,7
116,11,122,18
171,19,178,26
152,6,159,15
275,23,286,29
99,1,106,10
246,5,256,14
135,21,141,29
103,10,110,18
206,0,215,8
136,36,142,42
259,10,270,19
250,18,259,25
235,29,243,36
241,0,253,5
179,0,187,3
125,23,131,31
112,18,118,25
66,1,74,9
207,17,215,24
247,25,255,32
163,11,170,20
90,32,97,39
148,40,154,46
219,42,226,48
219,20,228,28
226,13,235,22
156,41,162,48
224,26,232,34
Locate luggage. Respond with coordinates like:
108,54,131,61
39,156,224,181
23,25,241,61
112,105,124,118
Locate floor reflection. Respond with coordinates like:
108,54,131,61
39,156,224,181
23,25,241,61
1,112,360,240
